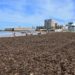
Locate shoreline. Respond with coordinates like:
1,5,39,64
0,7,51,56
0,31,47,38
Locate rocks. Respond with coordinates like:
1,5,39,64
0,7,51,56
0,32,75,75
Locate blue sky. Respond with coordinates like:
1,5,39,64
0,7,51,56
0,0,75,29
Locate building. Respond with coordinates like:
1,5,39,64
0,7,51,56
36,26,45,30
55,29,63,32
5,28,14,31
44,19,57,30
68,23,75,32
14,27,32,31
36,26,44,30
65,22,75,32
62,26,68,32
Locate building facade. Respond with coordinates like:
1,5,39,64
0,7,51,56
36,26,45,31
68,25,75,32
5,28,14,31
66,22,75,32
14,27,32,31
44,19,57,30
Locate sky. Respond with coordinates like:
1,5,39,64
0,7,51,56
0,0,75,29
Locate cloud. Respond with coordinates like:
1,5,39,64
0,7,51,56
0,0,75,28
36,0,74,21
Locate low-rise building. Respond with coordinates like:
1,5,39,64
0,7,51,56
68,23,75,32
36,26,45,31
55,29,63,32
14,27,32,31
5,28,14,31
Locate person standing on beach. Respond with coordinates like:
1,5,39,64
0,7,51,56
13,32,16,37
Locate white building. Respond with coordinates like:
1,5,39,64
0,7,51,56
68,23,75,32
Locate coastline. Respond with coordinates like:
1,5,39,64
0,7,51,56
0,31,47,38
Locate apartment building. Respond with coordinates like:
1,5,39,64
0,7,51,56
44,19,57,30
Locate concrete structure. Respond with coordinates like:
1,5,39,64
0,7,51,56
5,28,14,31
4,27,33,31
14,27,32,31
44,19,57,30
62,26,68,32
36,26,45,31
68,23,75,32
55,29,63,32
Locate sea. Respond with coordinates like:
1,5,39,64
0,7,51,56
0,31,23,37
0,30,41,37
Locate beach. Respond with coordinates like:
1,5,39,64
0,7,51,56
0,32,75,75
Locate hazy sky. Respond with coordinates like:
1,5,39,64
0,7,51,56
0,0,75,29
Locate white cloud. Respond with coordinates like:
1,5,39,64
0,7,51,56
37,0,74,20
0,0,74,26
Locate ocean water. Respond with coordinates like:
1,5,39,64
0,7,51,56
0,31,40,37
0,31,13,37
